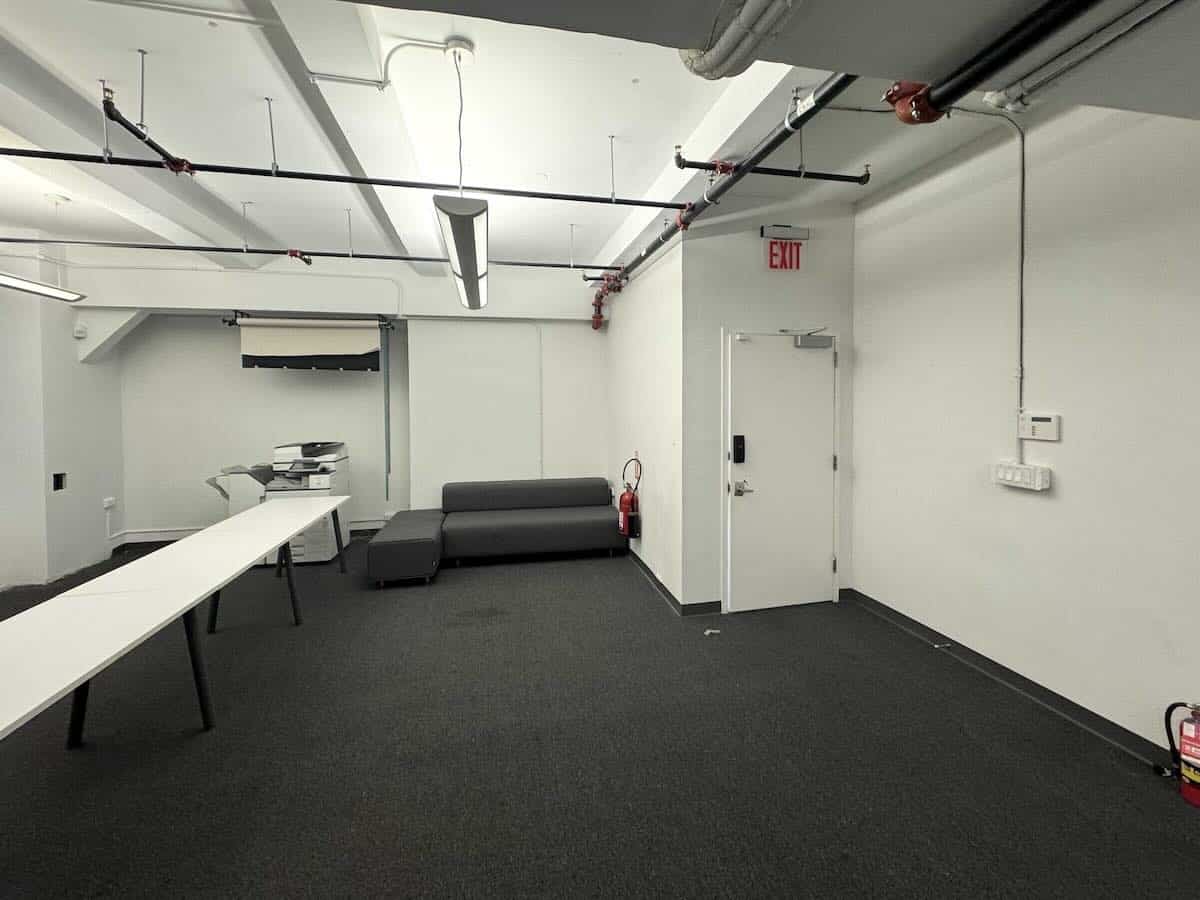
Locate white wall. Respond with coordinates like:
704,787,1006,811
0,254,49,587
399,266,595,321
119,315,404,533
407,318,609,508
38,267,124,580
851,106,1200,746
0,249,124,586
537,321,610,478
67,249,593,321
681,206,855,606
606,244,684,599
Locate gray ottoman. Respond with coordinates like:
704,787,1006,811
367,509,445,586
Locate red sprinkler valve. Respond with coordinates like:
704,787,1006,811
590,274,625,329
883,80,945,125
675,202,694,231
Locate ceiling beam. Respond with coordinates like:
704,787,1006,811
246,0,417,260
0,32,278,269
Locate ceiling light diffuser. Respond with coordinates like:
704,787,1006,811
0,270,84,303
433,195,488,310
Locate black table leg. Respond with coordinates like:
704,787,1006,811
274,547,284,578
66,680,90,749
182,607,215,731
283,542,302,626
331,508,347,574
206,589,221,634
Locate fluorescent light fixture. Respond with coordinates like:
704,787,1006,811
0,270,85,303
433,195,488,310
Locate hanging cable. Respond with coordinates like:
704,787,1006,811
949,106,1026,462
609,135,616,201
454,49,464,197
136,49,147,132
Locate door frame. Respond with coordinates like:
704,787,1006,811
720,327,841,613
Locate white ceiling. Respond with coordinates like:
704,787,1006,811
1,0,1192,281
0,143,158,243
363,0,1200,120
309,3,739,262
0,0,395,255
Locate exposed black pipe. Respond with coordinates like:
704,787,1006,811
0,236,622,271
674,150,870,185
926,0,1104,110
7,97,688,211
0,144,686,210
606,72,858,290
102,89,194,173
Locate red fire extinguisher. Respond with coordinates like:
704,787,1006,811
1162,702,1200,807
618,457,641,539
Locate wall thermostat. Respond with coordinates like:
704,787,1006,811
1019,412,1061,441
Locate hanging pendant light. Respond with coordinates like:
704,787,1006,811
433,37,487,309
433,194,488,309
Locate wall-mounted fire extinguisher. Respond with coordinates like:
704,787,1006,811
618,457,641,539
1159,702,1200,808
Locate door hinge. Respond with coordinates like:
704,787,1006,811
832,455,838,471
833,350,839,368
832,556,838,573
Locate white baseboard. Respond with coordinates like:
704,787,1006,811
112,526,203,544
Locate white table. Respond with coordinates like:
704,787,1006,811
0,496,348,747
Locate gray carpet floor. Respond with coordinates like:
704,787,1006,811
1,541,1195,898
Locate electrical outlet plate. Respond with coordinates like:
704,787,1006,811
993,461,1052,491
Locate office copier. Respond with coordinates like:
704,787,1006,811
207,441,350,564
265,441,350,562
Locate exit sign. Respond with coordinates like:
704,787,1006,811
767,239,803,270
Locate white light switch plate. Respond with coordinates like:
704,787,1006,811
993,462,1052,491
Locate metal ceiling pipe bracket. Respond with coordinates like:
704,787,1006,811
0,145,687,211
674,148,870,185
136,49,148,132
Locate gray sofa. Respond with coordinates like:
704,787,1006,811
442,477,625,560
367,477,626,585
366,508,445,584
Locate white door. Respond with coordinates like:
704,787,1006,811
726,333,836,612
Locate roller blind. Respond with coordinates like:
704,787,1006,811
239,318,380,371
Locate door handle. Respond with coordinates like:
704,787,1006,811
733,480,754,496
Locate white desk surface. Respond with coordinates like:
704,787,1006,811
0,496,347,741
